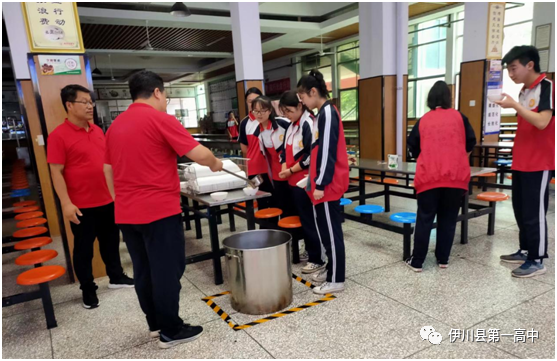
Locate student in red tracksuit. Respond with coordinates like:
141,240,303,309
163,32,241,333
251,96,293,214
278,90,326,274
406,81,476,272
238,88,272,208
226,111,239,140
297,69,349,295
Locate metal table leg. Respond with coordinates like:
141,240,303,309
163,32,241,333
192,200,203,239
246,200,256,230
227,204,236,232
208,206,224,285
460,193,469,244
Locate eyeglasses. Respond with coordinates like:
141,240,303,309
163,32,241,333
252,110,270,116
71,100,96,107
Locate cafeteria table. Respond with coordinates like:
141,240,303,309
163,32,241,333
181,189,271,285
346,158,497,259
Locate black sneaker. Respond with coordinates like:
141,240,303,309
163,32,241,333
159,324,204,349
108,273,134,289
82,286,99,309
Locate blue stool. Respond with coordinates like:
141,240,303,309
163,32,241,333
339,198,353,223
354,204,384,222
11,189,30,197
494,159,512,183
390,212,417,260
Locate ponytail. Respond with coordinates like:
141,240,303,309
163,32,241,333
279,90,312,115
297,69,330,99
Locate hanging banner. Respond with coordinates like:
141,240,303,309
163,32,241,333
38,55,81,75
485,2,505,60
22,2,85,53
484,60,503,135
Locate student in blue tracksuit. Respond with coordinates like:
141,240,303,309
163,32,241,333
278,90,326,274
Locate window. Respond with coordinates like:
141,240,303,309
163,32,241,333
501,2,534,115
337,41,359,122
340,89,358,121
408,16,448,118
302,52,333,91
167,98,198,128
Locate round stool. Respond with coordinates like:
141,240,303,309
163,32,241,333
390,212,417,223
14,206,40,214
390,212,417,260
13,200,37,207
340,198,353,207
278,216,302,228
354,205,385,214
382,178,399,185
16,218,48,229
278,216,303,264
13,226,48,239
477,192,509,236
254,208,283,219
15,250,58,266
14,237,52,251
14,211,44,221
234,201,258,211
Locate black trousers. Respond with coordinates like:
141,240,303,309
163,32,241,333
69,202,124,290
119,214,185,336
512,170,552,261
291,186,325,265
255,173,274,209
274,180,296,217
313,200,345,283
411,188,465,267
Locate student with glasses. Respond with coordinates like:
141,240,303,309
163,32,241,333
47,84,133,310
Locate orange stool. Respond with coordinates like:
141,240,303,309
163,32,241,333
15,249,58,266
14,206,40,213
14,265,66,329
16,218,48,229
14,237,52,251
477,192,509,235
278,216,303,264
382,178,399,185
354,175,373,181
255,208,283,219
506,175,512,180
14,211,44,221
551,178,555,185
13,200,37,207
474,172,497,192
13,226,48,239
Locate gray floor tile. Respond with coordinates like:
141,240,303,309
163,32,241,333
2,309,53,359
238,280,452,359
105,319,272,359
350,257,553,329
406,336,518,359
475,290,555,359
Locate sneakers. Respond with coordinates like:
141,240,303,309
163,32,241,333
159,324,204,349
302,262,326,274
405,258,422,273
109,273,134,289
82,286,99,309
299,251,309,262
511,260,547,278
500,249,528,264
150,329,161,338
437,260,449,269
311,268,327,283
313,282,345,295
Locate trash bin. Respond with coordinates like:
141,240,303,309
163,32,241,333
223,230,293,315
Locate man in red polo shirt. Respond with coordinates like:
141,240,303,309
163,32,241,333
48,84,133,310
104,71,222,349
496,46,555,278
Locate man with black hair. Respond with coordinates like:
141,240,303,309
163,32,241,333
496,45,555,278
104,71,223,349
48,84,133,310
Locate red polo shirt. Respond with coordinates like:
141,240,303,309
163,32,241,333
513,74,555,172
47,120,113,209
104,103,200,224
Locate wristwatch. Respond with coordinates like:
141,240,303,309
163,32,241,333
289,168,294,174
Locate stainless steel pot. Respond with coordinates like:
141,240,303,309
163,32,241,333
223,230,292,315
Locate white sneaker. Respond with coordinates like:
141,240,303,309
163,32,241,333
299,251,309,262
313,282,345,295
150,329,160,338
302,262,326,274
311,268,327,283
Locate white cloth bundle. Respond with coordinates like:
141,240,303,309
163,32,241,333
185,160,241,180
187,171,247,194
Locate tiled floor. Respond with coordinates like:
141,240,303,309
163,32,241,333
2,184,555,359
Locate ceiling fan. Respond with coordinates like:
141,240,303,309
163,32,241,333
135,20,167,52
310,34,335,58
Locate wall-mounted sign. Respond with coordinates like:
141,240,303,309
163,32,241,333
265,78,291,96
167,87,196,98
484,60,502,135
485,2,505,60
38,55,81,75
22,2,85,53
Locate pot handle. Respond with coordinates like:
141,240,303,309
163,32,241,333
226,253,241,260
